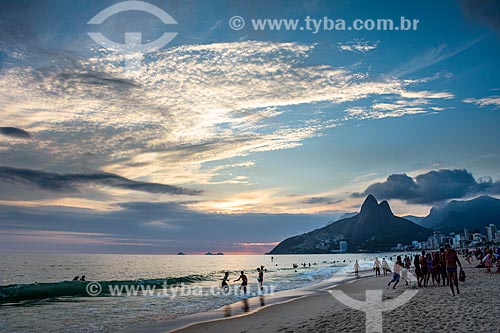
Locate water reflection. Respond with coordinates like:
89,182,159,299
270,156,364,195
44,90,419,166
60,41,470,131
223,305,231,317
241,298,249,312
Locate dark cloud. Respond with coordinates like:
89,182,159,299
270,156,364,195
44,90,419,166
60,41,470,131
354,169,500,205
0,166,200,195
302,196,340,205
52,71,139,93
0,127,31,139
460,0,500,33
0,201,336,253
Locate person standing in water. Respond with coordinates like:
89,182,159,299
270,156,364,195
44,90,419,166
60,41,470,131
354,260,360,278
257,267,264,291
221,272,230,290
234,271,248,294
445,244,462,296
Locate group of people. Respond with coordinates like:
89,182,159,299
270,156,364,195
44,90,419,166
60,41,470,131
292,262,316,272
467,246,500,274
367,245,469,296
365,245,500,296
72,275,86,281
372,257,392,277
221,265,266,293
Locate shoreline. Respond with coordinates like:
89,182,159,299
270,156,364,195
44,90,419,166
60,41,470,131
140,261,499,333
127,266,373,333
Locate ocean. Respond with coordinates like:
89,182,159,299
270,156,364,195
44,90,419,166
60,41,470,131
0,252,392,333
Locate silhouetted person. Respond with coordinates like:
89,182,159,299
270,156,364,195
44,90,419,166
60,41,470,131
257,267,264,291
419,251,428,287
221,272,229,290
72,276,79,281
79,275,86,281
439,247,448,286
234,271,248,293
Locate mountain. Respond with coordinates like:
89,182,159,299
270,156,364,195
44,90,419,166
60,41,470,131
403,215,425,225
326,212,357,226
269,195,432,254
419,196,500,233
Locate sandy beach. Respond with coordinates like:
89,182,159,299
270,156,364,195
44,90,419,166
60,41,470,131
172,262,500,333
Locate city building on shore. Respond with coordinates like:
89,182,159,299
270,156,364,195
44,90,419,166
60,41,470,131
393,223,500,250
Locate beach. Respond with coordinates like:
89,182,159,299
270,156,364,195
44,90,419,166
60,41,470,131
172,262,500,333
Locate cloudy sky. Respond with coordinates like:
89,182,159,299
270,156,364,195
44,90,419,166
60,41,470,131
1,0,499,253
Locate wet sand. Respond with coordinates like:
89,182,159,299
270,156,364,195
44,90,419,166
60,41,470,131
170,262,499,333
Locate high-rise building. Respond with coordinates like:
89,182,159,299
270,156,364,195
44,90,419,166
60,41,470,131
486,224,497,242
428,236,435,249
339,241,347,253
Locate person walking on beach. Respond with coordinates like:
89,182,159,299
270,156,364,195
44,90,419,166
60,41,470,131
404,256,411,272
432,252,441,285
445,244,462,296
221,272,230,290
387,256,404,289
425,253,435,286
419,251,428,287
234,271,248,294
382,258,390,276
401,265,409,286
413,254,421,287
438,247,448,286
354,260,360,278
374,258,381,277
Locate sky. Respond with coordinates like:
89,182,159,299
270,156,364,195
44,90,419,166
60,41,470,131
0,0,499,254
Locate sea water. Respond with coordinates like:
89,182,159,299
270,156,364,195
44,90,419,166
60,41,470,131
0,252,388,333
